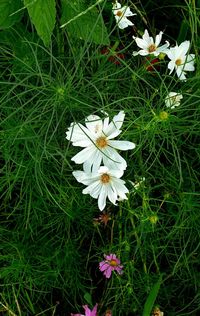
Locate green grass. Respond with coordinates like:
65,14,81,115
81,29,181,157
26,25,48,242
0,0,200,315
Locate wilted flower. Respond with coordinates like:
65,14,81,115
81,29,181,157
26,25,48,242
94,211,111,226
105,309,112,316
66,111,136,173
73,166,129,211
165,92,183,109
144,57,160,72
71,304,98,316
132,29,170,57
167,41,195,80
112,1,136,29
99,253,123,278
100,46,125,65
152,307,164,316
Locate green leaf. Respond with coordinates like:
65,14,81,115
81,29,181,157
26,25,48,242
61,0,110,45
177,19,188,43
0,0,23,29
83,292,93,306
23,0,56,46
142,275,163,316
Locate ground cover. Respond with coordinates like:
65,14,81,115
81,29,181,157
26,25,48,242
0,1,200,315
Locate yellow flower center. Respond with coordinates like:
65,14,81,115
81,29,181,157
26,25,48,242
116,10,123,17
100,173,110,184
109,259,118,266
148,44,157,53
96,136,108,148
175,58,182,66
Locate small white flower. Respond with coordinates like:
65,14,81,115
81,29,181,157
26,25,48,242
167,41,195,80
73,166,129,211
165,92,183,109
66,111,136,173
112,1,136,29
129,177,145,192
132,29,170,57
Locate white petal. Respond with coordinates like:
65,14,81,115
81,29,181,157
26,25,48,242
71,146,94,164
107,184,118,205
107,129,122,140
122,7,136,17
142,29,151,44
66,123,94,147
134,38,148,50
103,116,110,131
112,2,121,10
108,140,136,151
104,111,125,136
108,168,124,178
83,148,102,173
118,18,131,29
167,60,175,74
157,42,170,54
166,46,177,60
98,185,108,211
82,181,101,198
98,166,109,174
103,147,127,171
132,51,139,56
179,40,190,56
85,115,103,135
72,171,86,183
176,67,186,80
73,171,99,186
112,178,129,199
83,180,101,196
184,55,195,71
155,31,163,47
134,49,149,56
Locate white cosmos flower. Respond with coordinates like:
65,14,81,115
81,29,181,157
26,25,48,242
66,111,136,173
167,41,195,80
112,1,136,29
73,166,129,211
165,92,183,109
132,29,170,57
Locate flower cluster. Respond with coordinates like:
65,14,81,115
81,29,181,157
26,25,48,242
66,111,136,211
111,1,195,111
132,31,195,81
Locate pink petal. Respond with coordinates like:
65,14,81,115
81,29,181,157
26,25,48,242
99,262,110,272
104,266,113,278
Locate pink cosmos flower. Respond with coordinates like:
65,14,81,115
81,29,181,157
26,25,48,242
99,254,123,278
71,304,98,316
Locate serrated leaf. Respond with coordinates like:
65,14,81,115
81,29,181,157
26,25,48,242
142,275,163,316
61,0,110,45
0,0,22,29
24,0,56,46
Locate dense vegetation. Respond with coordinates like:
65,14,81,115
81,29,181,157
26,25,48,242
0,1,200,315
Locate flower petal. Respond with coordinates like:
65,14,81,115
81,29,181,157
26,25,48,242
104,266,112,278
85,115,103,135
155,31,163,47
72,146,94,164
98,185,108,211
103,147,127,171
107,184,118,205
104,111,125,136
108,140,136,150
